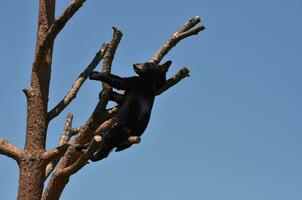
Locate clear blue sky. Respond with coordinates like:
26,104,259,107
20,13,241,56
0,0,301,199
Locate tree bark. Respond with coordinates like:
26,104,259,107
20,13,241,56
17,1,55,200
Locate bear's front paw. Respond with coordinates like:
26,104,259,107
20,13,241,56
89,71,101,80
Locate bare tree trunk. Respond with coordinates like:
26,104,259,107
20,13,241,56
17,1,55,200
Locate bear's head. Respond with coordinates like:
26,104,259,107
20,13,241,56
133,60,172,91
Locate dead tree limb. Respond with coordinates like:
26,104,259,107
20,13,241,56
151,16,205,64
58,113,75,145
0,138,23,163
156,67,190,95
45,113,74,179
151,16,204,95
47,43,108,121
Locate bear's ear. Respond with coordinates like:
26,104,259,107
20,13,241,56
161,60,172,73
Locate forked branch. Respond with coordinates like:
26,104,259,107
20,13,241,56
151,16,205,64
150,16,204,94
40,0,86,50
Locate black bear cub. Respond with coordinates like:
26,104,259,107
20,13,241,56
88,60,172,161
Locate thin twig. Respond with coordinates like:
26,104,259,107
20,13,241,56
45,113,74,179
58,113,74,145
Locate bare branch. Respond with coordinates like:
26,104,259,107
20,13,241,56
57,135,102,176
58,113,74,145
0,138,23,163
48,43,108,121
94,117,118,135
150,17,204,96
176,16,201,33
102,27,123,74
45,113,74,179
156,67,190,95
151,16,205,64
42,143,70,163
41,0,86,49
177,26,205,41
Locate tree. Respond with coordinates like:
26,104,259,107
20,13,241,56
0,1,204,200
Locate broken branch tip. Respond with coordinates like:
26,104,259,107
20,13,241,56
94,135,102,142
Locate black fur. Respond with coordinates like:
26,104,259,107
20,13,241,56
88,61,172,161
